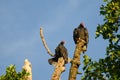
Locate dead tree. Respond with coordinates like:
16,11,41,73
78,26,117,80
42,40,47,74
40,27,65,80
40,27,87,80
68,39,86,80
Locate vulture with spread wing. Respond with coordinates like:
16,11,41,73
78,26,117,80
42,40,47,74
48,41,68,65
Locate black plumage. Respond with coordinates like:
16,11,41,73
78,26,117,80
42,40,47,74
48,41,68,65
73,22,89,52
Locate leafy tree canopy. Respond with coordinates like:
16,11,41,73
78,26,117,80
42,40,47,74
82,0,120,80
0,65,29,80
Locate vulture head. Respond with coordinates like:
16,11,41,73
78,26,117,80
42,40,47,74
80,22,84,28
60,40,65,45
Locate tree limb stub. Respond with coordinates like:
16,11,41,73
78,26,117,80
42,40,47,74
68,39,85,80
40,27,54,57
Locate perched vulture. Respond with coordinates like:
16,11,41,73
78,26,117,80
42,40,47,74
73,22,89,52
48,41,68,65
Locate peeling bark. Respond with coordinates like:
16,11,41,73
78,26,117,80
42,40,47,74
51,57,65,80
68,39,86,80
22,59,32,80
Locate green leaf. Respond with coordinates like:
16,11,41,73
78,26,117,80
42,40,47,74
112,37,118,42
0,65,29,80
95,31,99,35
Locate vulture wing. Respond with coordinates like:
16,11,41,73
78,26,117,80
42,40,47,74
73,28,80,44
55,43,68,64
48,41,68,65
59,45,68,64
84,28,89,44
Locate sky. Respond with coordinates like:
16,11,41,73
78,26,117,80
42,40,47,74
0,0,108,80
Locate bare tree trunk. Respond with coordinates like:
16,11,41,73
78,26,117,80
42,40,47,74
22,59,32,80
68,39,85,80
51,57,65,80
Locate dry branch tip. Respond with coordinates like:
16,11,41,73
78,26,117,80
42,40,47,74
40,27,54,57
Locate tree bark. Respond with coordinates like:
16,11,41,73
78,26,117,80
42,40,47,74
51,57,65,80
68,39,85,80
40,27,54,57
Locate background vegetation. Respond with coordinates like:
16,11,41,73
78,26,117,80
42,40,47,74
82,0,120,80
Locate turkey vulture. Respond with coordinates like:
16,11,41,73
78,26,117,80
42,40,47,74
73,22,89,52
48,41,68,65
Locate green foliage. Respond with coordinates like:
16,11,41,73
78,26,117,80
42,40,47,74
0,65,29,80
82,0,120,80
96,0,120,39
